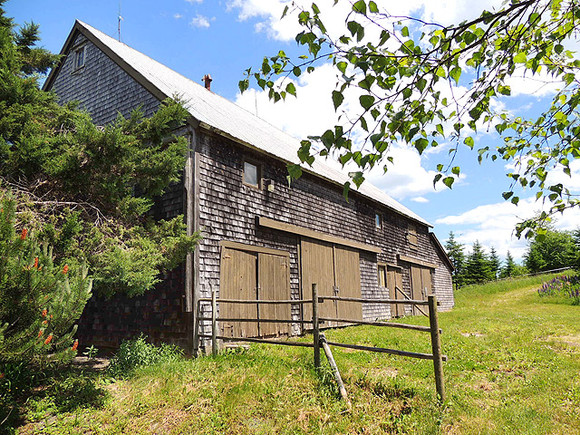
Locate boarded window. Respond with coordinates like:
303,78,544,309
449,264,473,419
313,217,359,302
407,224,418,248
243,161,260,187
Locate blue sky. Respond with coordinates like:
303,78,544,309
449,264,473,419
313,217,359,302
6,0,580,262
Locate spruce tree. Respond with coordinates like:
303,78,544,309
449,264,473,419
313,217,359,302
444,231,465,288
463,241,493,285
500,251,517,278
488,247,501,280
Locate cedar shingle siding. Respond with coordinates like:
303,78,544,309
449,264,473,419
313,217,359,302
46,23,454,350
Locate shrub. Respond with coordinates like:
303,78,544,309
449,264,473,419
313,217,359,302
538,275,580,305
107,335,183,378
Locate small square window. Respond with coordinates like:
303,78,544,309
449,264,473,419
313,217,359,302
375,213,382,228
243,161,260,187
74,46,85,70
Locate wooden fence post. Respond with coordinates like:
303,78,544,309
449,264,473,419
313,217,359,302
312,283,320,369
428,295,445,402
212,287,218,356
193,299,201,357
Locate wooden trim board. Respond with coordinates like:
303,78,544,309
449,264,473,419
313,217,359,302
398,254,436,269
258,216,382,254
219,240,290,258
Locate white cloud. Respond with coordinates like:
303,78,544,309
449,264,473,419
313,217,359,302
185,0,203,3
190,14,212,28
226,0,505,41
411,196,429,203
174,13,184,19
436,196,580,260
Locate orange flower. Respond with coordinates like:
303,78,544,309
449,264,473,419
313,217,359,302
20,228,27,240
62,264,69,274
41,308,47,317
42,320,48,325
44,334,53,345
34,257,39,269
72,340,78,351
38,329,43,338
0,373,4,380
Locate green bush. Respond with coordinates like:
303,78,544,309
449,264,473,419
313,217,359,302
107,335,183,378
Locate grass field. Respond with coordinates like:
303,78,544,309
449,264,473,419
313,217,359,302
14,273,580,434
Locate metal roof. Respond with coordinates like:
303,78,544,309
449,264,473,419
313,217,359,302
61,20,431,227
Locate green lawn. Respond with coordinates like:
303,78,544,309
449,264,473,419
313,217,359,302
15,273,580,434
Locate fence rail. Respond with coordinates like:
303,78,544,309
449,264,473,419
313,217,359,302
194,283,446,403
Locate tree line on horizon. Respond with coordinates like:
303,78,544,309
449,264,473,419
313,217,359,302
444,229,580,288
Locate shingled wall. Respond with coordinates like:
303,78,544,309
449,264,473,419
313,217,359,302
195,130,454,337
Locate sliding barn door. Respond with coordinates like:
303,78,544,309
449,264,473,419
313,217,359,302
219,247,258,338
410,265,432,315
258,253,291,336
219,246,291,338
301,238,362,326
387,268,403,317
334,246,363,320
301,239,336,323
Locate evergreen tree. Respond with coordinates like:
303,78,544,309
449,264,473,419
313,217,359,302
463,241,493,285
488,247,501,280
444,231,465,288
0,5,200,297
500,251,517,279
0,195,92,365
524,230,577,273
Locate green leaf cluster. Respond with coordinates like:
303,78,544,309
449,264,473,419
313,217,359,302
241,0,580,235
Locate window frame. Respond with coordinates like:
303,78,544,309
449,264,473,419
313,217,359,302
242,159,262,189
407,223,418,249
72,45,86,72
375,212,382,229
377,263,387,288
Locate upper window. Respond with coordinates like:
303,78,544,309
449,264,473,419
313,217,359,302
375,213,382,229
407,224,418,248
243,161,260,188
74,46,85,70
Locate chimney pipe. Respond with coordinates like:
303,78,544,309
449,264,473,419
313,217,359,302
202,74,213,91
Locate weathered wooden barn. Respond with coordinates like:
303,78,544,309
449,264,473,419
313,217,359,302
45,21,454,351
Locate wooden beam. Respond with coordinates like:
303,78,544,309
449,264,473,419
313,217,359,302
398,254,437,269
198,335,315,348
219,240,290,258
258,216,382,254
325,341,448,361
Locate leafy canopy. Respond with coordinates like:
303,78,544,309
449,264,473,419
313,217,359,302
241,0,580,238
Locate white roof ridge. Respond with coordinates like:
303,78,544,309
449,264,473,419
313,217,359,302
75,20,431,227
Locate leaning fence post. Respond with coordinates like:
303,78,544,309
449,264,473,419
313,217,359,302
428,295,445,402
211,287,218,356
312,283,320,369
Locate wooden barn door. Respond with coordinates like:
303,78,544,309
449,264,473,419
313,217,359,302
410,266,432,315
219,245,290,338
301,239,336,324
220,247,258,338
334,246,362,320
301,238,362,326
387,268,403,317
258,253,291,337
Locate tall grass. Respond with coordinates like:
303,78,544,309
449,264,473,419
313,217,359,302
14,273,580,435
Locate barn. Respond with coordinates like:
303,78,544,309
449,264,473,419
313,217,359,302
44,20,454,352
